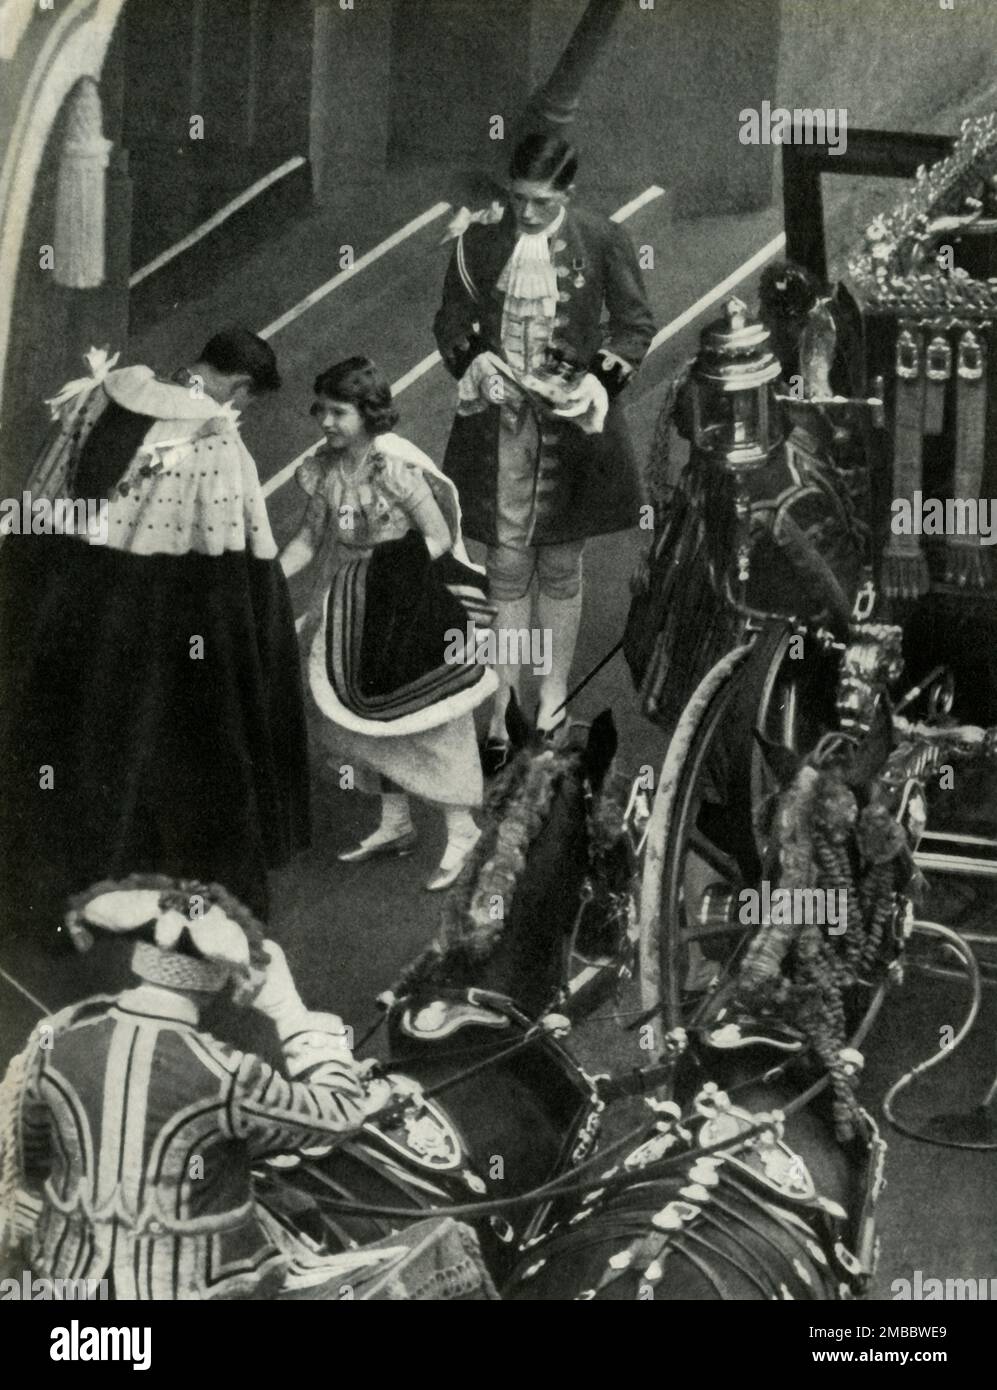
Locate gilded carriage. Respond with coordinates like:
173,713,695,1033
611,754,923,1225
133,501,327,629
625,115,997,1134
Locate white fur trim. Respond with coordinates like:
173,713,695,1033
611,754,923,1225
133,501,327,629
372,433,484,573
304,431,496,734
84,419,277,559
104,366,241,423
308,608,497,737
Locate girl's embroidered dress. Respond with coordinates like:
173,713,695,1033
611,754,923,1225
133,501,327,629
293,432,496,807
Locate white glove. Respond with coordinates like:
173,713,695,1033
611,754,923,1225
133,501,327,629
357,1066,424,1119
361,1077,396,1117
456,352,523,414
551,372,609,434
252,940,310,1038
282,1014,357,1077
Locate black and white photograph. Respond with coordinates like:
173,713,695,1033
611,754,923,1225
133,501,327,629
0,0,994,1351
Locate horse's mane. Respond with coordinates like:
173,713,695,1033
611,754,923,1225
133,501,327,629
391,740,626,997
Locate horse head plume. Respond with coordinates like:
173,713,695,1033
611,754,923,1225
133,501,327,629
581,708,617,793
389,708,626,1010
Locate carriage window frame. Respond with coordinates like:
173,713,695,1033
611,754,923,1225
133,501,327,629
781,127,956,284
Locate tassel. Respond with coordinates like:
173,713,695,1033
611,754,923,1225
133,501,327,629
886,326,929,601
922,331,951,436
53,78,111,289
943,540,991,590
948,328,991,589
882,548,931,601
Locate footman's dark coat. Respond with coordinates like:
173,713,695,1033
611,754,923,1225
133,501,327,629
433,205,655,546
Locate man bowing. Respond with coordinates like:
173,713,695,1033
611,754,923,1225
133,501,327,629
0,328,309,939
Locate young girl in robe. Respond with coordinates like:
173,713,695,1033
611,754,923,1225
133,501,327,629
280,357,496,891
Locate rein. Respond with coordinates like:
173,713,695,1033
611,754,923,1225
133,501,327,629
290,984,896,1230
318,768,892,1225
276,950,887,1235
417,1029,551,1100
549,640,624,722
295,1098,789,1224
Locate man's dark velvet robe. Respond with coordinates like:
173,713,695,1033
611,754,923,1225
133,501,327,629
0,391,309,941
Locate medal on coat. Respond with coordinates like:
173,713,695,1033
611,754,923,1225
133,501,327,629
570,256,587,289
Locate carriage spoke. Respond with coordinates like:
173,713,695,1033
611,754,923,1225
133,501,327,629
687,828,742,885
683,919,752,942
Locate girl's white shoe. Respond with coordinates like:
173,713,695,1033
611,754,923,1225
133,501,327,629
337,827,417,863
338,791,415,863
425,827,482,892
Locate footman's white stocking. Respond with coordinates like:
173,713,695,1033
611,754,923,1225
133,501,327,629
487,592,534,740
536,588,582,732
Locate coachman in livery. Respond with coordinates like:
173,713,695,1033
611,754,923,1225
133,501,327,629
0,878,497,1301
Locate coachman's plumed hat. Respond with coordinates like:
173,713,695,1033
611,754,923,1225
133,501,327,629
64,874,270,1003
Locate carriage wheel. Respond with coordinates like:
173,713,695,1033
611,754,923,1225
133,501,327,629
638,623,844,1038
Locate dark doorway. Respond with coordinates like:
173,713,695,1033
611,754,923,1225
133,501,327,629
121,0,313,273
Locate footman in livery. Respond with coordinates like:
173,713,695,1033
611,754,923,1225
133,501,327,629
434,132,655,771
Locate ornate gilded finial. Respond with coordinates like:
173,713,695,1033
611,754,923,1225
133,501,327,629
847,112,997,317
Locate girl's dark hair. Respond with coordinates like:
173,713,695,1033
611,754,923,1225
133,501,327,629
312,356,399,435
508,132,578,190
198,327,281,395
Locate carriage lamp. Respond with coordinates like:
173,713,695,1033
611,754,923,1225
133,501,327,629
690,298,784,585
690,297,784,469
